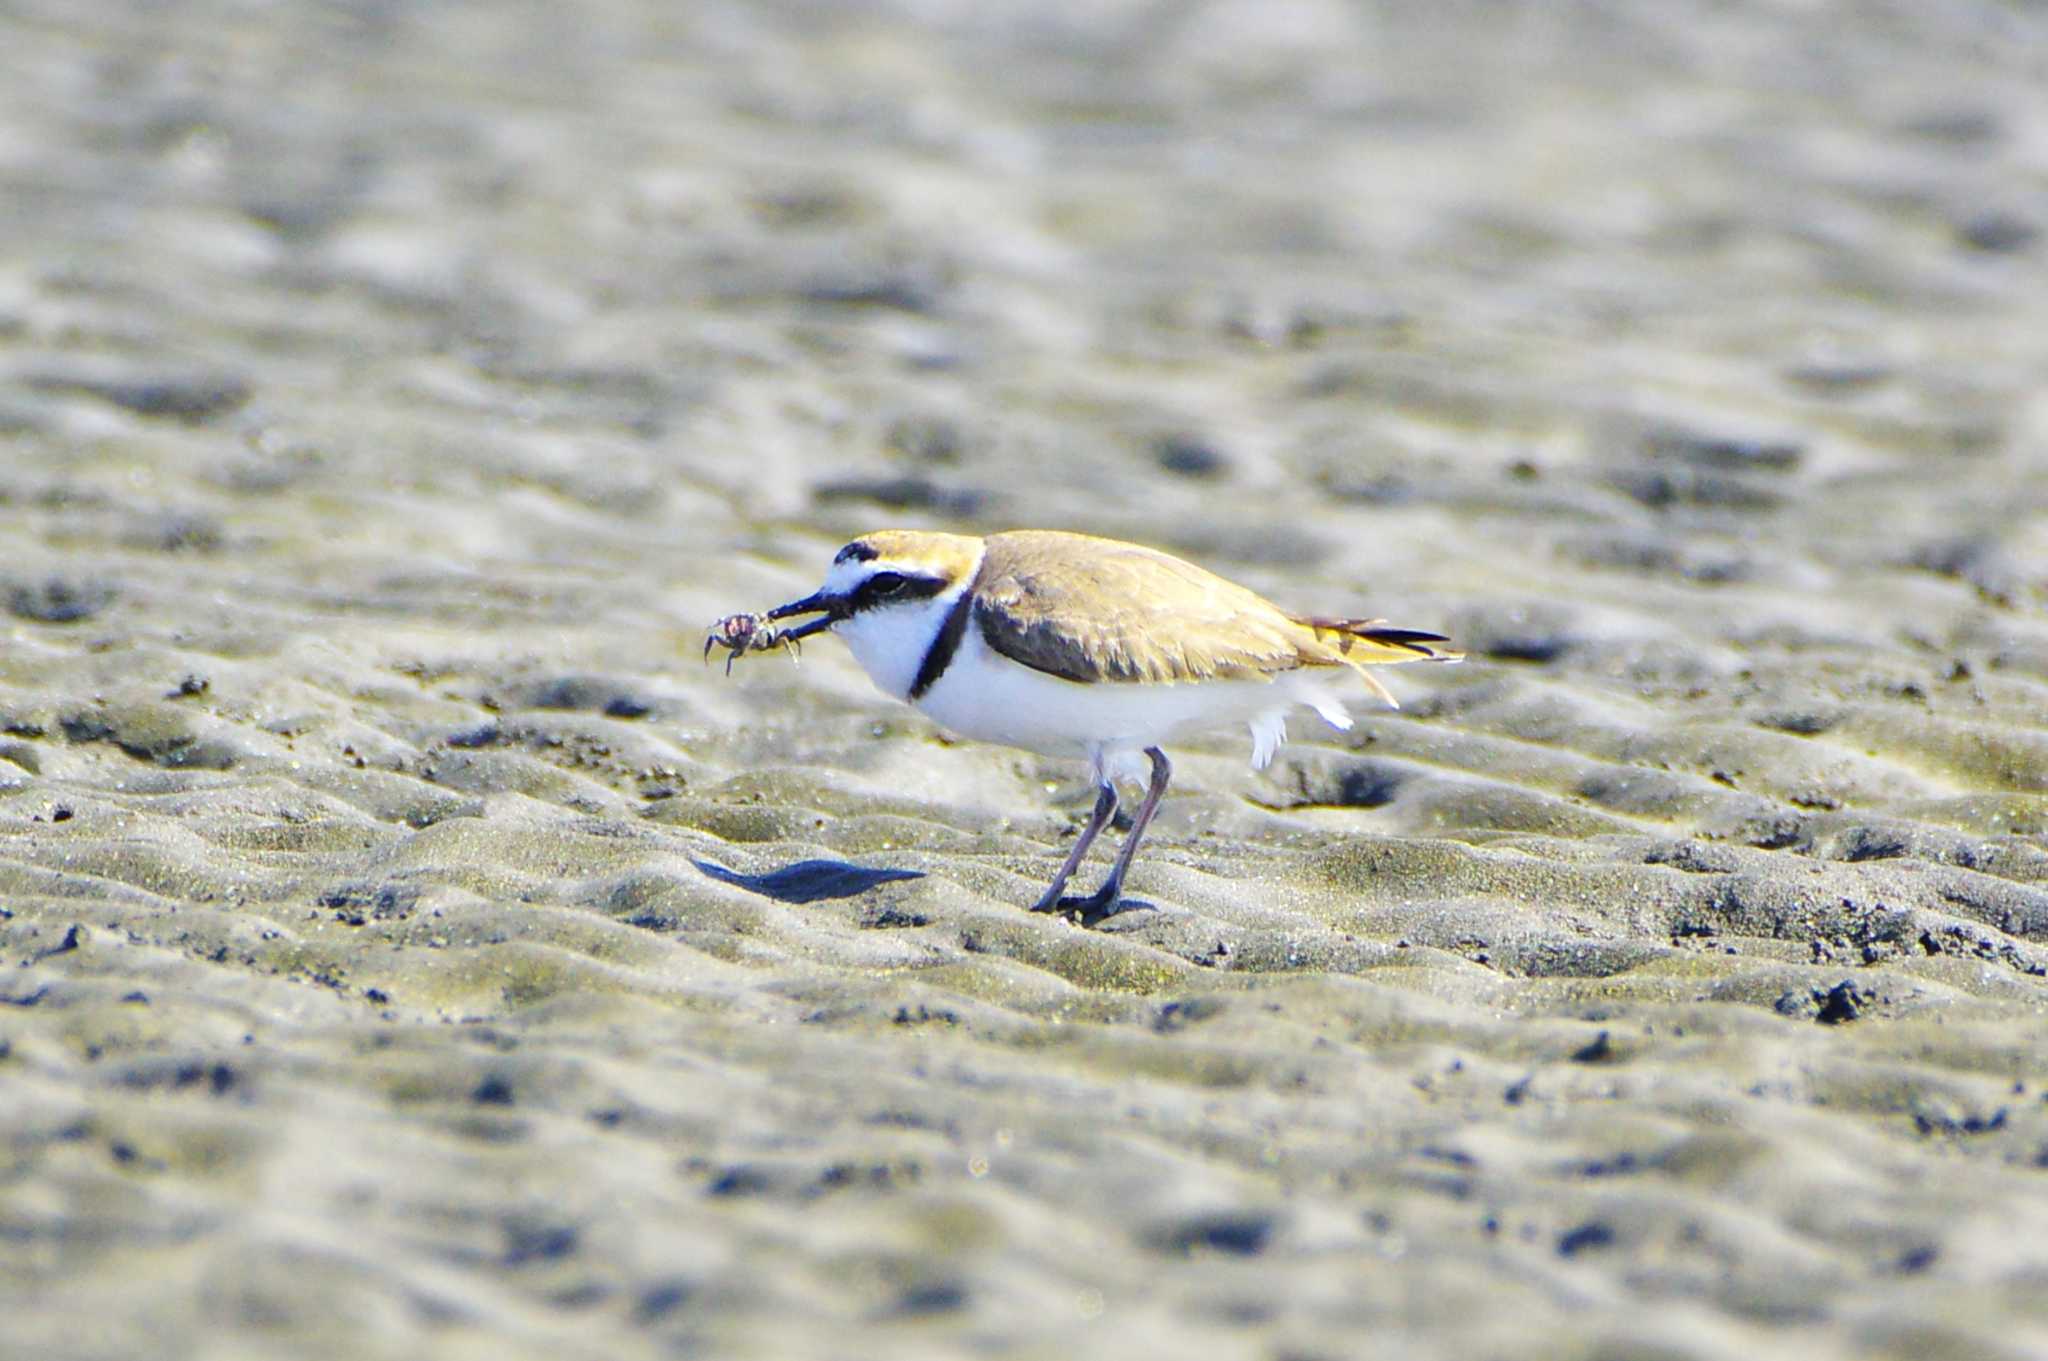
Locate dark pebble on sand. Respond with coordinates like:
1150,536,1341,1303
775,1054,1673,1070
1814,981,1871,1025
1569,1030,1614,1063
1557,1222,1616,1257
1154,434,1229,479
472,1074,516,1105
706,1165,775,1198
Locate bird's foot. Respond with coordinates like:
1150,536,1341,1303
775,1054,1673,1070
1032,882,1151,928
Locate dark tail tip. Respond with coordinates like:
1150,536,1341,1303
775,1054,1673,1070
1305,616,1456,659
1359,626,1455,656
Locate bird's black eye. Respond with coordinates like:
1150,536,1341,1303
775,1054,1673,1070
869,571,907,596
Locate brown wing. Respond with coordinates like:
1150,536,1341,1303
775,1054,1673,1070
970,531,1315,684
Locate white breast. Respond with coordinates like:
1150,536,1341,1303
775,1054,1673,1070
832,586,965,701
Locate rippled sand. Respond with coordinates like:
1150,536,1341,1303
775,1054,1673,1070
4,3,2048,1358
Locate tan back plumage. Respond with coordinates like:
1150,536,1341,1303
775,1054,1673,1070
969,530,1458,689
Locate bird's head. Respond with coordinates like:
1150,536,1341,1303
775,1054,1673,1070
764,530,983,642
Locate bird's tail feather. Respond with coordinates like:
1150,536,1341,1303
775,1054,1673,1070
1296,616,1462,708
1300,616,1464,663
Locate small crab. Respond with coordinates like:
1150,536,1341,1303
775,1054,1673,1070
703,611,796,675
705,590,847,676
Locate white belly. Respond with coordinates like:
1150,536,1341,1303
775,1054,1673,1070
908,622,1354,780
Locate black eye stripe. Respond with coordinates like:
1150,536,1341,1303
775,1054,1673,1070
850,571,947,611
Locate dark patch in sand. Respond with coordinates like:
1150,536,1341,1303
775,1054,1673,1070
25,366,252,423
1146,1210,1278,1258
9,577,117,623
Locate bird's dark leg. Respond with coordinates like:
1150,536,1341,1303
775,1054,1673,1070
1061,747,1170,923
1031,782,1118,912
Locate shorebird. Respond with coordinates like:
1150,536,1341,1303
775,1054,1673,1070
711,530,1459,919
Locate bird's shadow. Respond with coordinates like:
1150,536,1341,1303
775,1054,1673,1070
692,857,924,905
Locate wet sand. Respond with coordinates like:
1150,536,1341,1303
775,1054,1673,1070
4,2,2048,1358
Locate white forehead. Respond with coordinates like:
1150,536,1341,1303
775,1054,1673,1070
822,557,881,595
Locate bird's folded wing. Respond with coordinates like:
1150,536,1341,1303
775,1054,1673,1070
970,534,1308,685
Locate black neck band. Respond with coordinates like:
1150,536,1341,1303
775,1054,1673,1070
910,592,974,699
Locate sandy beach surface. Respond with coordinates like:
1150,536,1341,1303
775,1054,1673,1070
4,2,2048,1358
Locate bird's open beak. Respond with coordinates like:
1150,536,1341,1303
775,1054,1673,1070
763,589,846,643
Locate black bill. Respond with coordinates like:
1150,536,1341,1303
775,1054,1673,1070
763,590,846,643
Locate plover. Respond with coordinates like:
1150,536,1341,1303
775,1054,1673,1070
713,530,1459,919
